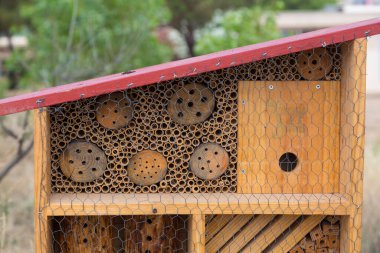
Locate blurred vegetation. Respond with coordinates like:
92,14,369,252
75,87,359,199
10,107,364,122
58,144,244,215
195,7,279,55
7,0,172,88
1,0,336,91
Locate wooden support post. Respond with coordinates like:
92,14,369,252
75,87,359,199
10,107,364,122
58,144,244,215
34,109,51,253
188,214,205,253
339,38,367,253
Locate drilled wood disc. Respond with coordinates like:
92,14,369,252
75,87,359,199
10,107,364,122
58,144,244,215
168,83,215,125
60,141,107,182
190,143,229,180
96,92,134,129
296,48,333,80
127,150,168,186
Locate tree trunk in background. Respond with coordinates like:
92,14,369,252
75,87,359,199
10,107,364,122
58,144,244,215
184,25,195,57
5,32,19,90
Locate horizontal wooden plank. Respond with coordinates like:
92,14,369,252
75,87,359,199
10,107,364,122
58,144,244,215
47,193,351,216
0,18,379,116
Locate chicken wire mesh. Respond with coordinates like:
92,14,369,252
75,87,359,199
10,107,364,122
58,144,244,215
34,38,367,253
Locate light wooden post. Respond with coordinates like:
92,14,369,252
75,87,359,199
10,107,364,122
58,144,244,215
188,214,205,253
34,109,52,253
339,38,367,253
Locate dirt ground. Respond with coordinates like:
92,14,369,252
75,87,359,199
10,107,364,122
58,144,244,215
0,94,380,252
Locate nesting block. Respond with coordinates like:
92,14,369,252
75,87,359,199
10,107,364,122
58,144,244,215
60,141,107,182
96,92,134,129
125,215,188,252
190,143,229,180
167,83,215,125
238,81,340,193
52,216,114,253
127,150,168,186
296,48,333,80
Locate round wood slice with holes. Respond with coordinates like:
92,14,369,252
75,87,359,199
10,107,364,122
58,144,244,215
96,92,134,129
60,141,107,182
296,48,333,80
127,150,168,186
168,83,215,125
190,143,229,180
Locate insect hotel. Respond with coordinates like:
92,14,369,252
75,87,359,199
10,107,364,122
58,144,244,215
0,18,379,253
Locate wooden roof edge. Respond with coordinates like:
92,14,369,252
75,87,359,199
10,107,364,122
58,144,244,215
0,17,379,116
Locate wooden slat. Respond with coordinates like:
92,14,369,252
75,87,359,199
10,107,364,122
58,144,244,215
242,215,300,253
268,215,326,253
34,109,52,253
206,215,253,253
339,38,367,253
205,215,234,243
188,214,205,253
238,81,340,194
220,215,276,253
47,193,351,216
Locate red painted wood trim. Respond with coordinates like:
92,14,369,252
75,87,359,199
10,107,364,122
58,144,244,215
0,18,379,116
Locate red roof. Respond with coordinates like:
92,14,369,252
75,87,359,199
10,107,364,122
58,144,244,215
0,18,379,116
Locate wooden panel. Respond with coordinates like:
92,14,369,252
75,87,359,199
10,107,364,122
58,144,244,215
269,215,326,253
188,214,205,253
220,215,275,253
34,109,52,253
206,215,253,252
238,81,340,194
205,215,234,243
53,216,113,253
339,38,367,253
47,193,351,216
242,215,300,253
125,215,188,253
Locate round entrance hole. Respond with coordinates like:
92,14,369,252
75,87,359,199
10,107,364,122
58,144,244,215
278,152,298,172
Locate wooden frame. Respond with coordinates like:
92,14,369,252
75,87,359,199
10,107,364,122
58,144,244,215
32,38,367,253
34,109,52,253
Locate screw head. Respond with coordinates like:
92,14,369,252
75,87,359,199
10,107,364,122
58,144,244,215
268,85,274,90
316,84,321,89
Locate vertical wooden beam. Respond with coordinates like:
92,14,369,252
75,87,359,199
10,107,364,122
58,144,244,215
188,214,206,253
34,109,51,253
339,38,367,253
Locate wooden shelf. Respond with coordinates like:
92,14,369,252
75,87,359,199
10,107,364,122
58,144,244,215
47,193,351,216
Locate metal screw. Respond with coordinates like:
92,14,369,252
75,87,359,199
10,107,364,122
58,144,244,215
241,169,246,174
152,208,158,213
316,84,321,89
268,85,274,90
242,99,246,105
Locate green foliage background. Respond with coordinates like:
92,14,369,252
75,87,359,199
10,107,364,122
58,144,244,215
10,0,172,87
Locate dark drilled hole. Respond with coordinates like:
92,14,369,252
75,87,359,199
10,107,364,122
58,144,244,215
279,152,298,172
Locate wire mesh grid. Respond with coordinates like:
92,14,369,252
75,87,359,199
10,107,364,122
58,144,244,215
35,38,367,252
